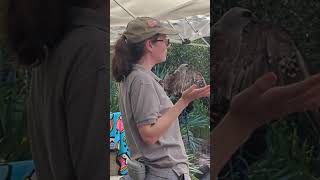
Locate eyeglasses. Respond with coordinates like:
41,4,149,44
155,39,170,47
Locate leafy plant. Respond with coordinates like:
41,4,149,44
110,80,119,112
153,63,173,80
247,121,318,180
0,44,31,161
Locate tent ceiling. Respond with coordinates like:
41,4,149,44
110,0,210,46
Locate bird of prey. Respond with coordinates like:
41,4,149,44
161,64,210,170
211,7,318,128
160,63,208,123
161,63,207,98
212,7,320,177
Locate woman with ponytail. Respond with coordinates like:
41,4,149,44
7,1,108,180
112,17,210,180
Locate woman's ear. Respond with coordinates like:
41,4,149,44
145,39,154,52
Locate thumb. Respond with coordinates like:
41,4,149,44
248,72,278,96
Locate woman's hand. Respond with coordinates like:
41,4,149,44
180,84,210,106
138,84,210,145
228,72,320,131
212,72,320,178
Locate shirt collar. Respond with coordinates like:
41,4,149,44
133,64,161,82
69,7,107,32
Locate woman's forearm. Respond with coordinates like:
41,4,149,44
212,112,253,177
139,98,189,144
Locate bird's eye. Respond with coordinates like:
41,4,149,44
242,11,252,18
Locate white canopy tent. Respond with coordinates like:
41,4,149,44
110,0,210,47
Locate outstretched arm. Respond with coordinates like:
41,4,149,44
212,72,320,178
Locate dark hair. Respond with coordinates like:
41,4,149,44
7,0,105,67
112,34,160,82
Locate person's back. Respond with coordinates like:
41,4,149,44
7,1,108,179
27,7,108,180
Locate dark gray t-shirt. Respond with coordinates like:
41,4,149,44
119,64,189,177
27,7,108,180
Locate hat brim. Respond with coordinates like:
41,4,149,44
158,27,179,35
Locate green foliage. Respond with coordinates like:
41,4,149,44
181,100,210,152
166,43,210,83
110,80,119,112
153,63,174,80
187,153,206,175
0,44,31,161
247,121,317,180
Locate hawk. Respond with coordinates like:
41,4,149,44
160,63,208,122
212,7,320,176
162,63,207,98
212,7,318,128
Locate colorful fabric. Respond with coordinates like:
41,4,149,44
110,112,131,175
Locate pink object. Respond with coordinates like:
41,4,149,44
118,156,126,166
116,117,125,133
147,20,157,27
118,154,129,171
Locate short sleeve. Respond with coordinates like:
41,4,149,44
130,76,160,127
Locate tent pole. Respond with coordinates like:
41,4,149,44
167,20,186,43
185,17,210,47
113,0,136,19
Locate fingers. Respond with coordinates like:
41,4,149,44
183,84,197,95
289,85,320,105
281,73,320,98
181,85,210,102
197,85,210,91
249,72,277,96
196,85,211,98
237,73,277,102
194,85,210,93
187,85,210,99
272,74,320,114
289,100,319,114
287,85,320,113
309,96,320,111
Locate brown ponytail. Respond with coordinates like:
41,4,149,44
112,36,144,82
112,34,161,82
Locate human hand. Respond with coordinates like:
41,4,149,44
180,84,210,106
228,72,320,131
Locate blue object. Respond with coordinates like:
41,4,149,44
109,112,131,175
0,160,35,180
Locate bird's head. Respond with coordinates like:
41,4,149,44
213,7,257,34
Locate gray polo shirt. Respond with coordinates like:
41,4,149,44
119,64,189,177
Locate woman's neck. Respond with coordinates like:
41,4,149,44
138,56,156,71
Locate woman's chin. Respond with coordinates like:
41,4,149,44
160,58,167,63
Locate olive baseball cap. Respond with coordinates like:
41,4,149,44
123,17,178,43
